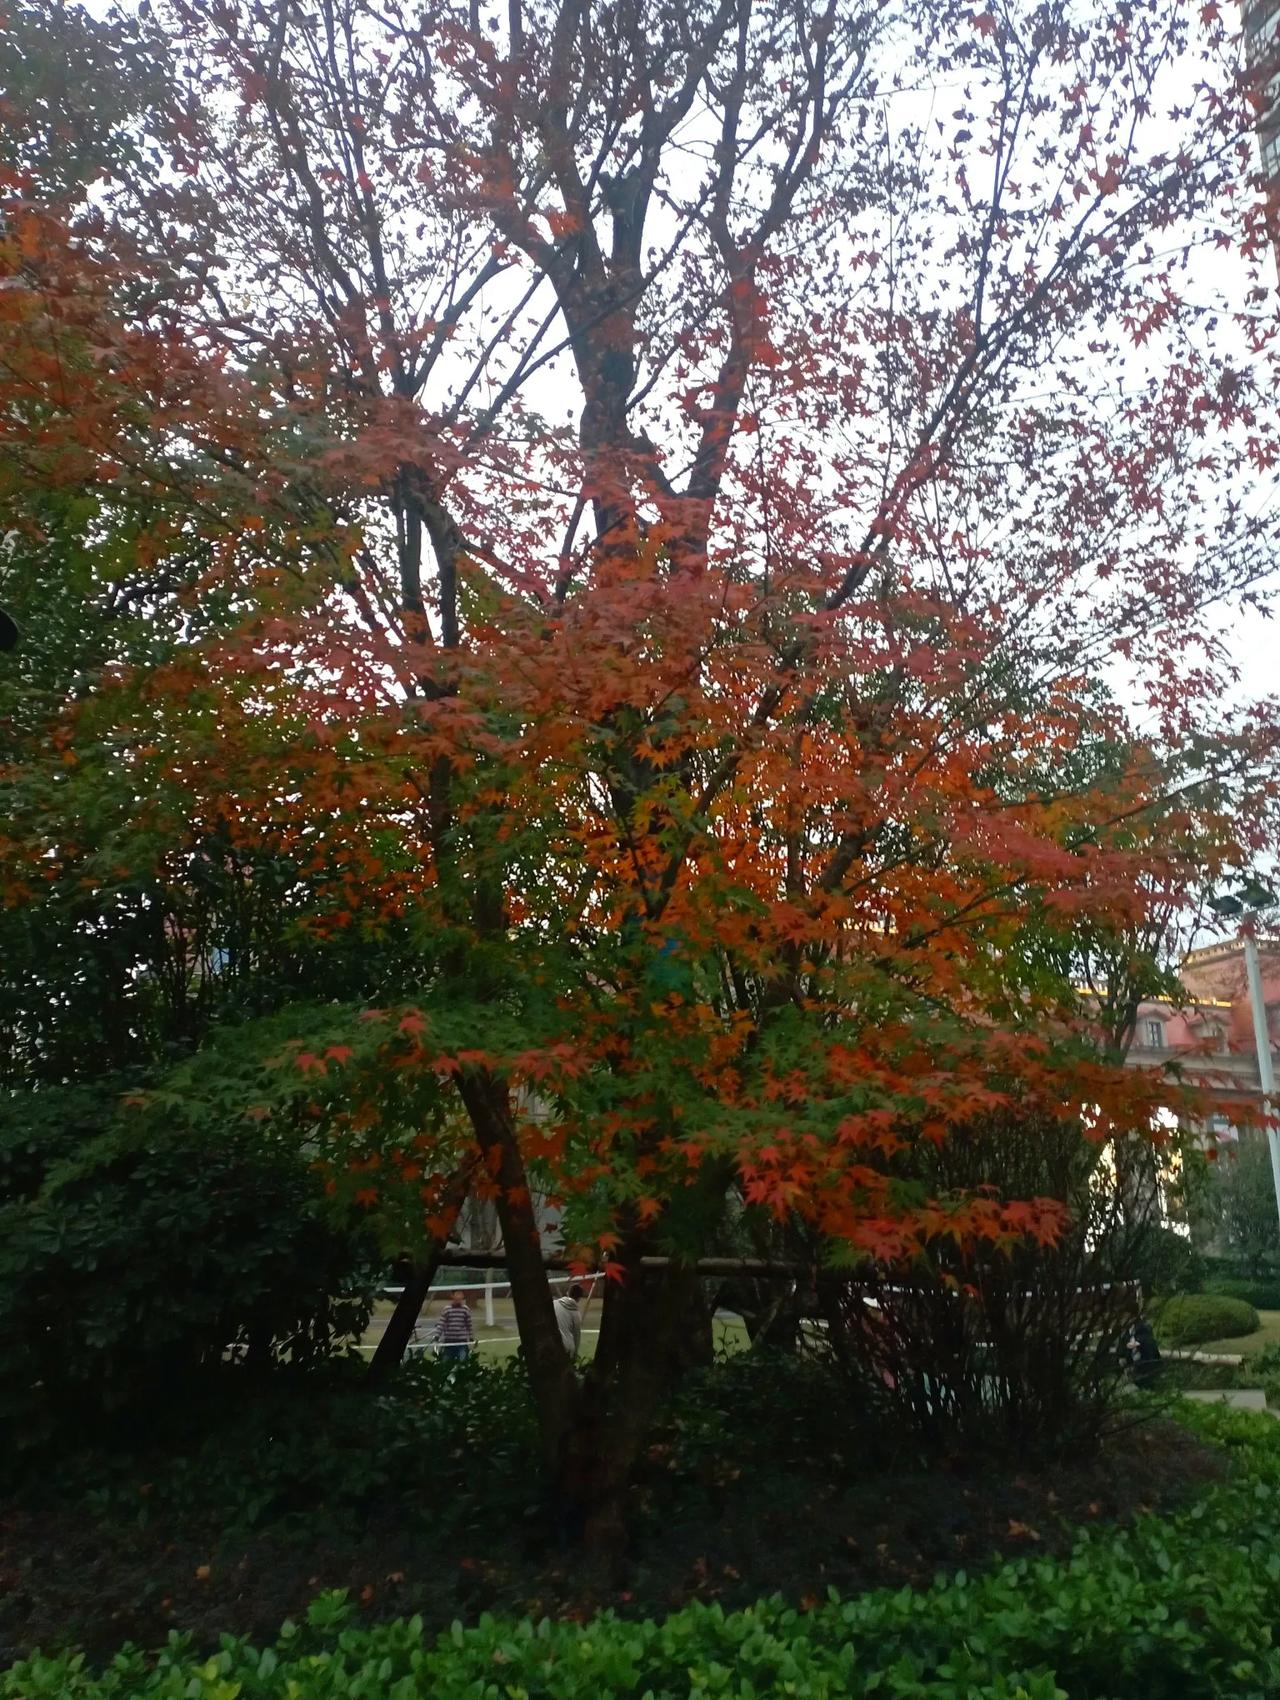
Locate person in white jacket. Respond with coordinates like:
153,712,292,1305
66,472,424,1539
554,1283,585,1357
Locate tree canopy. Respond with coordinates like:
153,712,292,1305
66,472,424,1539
3,0,1280,1536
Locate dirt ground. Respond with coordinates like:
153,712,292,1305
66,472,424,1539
0,1418,1219,1667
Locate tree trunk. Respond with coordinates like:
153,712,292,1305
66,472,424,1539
557,1257,706,1558
671,1277,716,1371
367,1161,474,1384
244,1322,272,1376
456,1070,577,1472
367,1258,437,1382
728,1277,803,1353
455,1081,729,1548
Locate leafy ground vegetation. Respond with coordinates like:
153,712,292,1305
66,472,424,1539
0,1353,1224,1673
3,1404,1275,1700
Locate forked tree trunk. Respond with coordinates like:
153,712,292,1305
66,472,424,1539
557,1257,708,1556
456,1072,728,1544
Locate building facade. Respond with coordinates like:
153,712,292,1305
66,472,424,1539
1244,0,1280,260
1125,933,1280,1133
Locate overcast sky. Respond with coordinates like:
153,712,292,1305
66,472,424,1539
1225,603,1277,705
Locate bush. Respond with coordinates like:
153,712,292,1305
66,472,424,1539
0,1083,377,1453
818,1112,1142,1460
14,1349,851,1542
31,1354,541,1541
1152,1293,1259,1347
7,1406,1280,1700
1205,1275,1280,1311
645,1348,863,1501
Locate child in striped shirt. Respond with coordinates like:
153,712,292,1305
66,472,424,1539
432,1291,475,1362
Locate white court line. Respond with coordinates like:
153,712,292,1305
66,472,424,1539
355,1330,602,1356
382,1273,599,1297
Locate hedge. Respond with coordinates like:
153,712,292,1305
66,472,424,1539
1205,1276,1280,1313
6,1406,1280,1700
1152,1293,1259,1346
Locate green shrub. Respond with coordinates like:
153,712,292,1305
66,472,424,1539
15,1350,849,1541
34,1354,541,1540
6,1405,1280,1699
1210,1133,1280,1272
1205,1275,1280,1312
652,1348,863,1483
0,1084,377,1454
1202,1253,1280,1283
1152,1293,1259,1347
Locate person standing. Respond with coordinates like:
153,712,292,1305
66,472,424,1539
432,1290,475,1363
554,1283,585,1358
1125,1314,1161,1386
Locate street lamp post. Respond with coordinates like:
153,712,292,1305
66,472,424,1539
1241,919,1280,1235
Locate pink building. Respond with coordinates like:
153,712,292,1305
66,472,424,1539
1244,0,1280,264
1125,934,1280,1131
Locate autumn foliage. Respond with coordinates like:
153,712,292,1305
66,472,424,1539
3,0,1280,1532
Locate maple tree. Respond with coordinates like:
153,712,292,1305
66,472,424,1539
4,0,1280,1538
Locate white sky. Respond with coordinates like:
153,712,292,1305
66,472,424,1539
68,0,1279,719
1220,600,1278,703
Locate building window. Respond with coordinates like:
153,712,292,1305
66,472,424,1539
1144,1018,1163,1049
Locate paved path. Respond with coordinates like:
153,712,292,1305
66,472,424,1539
1164,1348,1244,1367
1183,1388,1276,1414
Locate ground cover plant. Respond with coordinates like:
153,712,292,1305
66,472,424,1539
2,1404,1275,1700
0,1353,1215,1666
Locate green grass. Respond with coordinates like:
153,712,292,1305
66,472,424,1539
1199,1308,1280,1357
